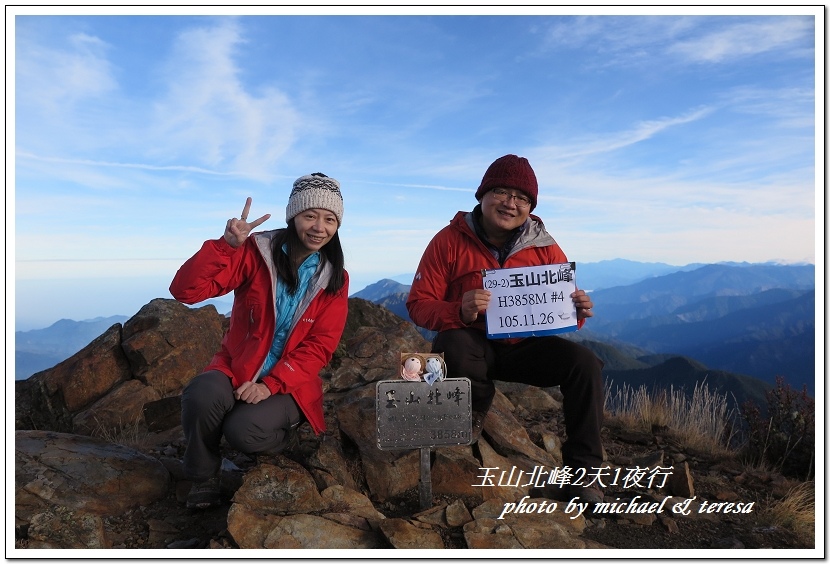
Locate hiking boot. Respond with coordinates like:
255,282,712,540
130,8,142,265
186,475,221,510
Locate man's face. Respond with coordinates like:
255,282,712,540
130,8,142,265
479,187,531,238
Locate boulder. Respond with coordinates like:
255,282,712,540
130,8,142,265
121,298,225,396
15,430,169,522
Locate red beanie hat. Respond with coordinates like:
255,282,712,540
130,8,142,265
475,154,538,211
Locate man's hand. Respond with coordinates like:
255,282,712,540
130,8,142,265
572,289,594,320
460,289,492,324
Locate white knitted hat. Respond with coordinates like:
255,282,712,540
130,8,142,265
285,173,344,225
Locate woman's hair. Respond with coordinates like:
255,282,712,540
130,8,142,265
271,219,346,295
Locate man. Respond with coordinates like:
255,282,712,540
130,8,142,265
406,154,604,504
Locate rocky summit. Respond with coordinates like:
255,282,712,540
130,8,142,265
14,297,811,551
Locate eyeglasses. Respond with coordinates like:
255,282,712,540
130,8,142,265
490,188,531,208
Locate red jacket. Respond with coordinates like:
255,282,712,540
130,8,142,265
406,210,583,335
170,230,349,434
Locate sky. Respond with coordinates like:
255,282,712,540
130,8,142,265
9,7,823,331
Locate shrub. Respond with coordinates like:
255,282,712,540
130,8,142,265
741,376,815,480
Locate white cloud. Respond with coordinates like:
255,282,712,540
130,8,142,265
537,107,713,161
16,18,303,182
16,30,118,110
539,15,813,66
668,18,813,63
147,20,300,180
723,86,815,129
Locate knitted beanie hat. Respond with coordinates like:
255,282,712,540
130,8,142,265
285,173,344,225
474,154,538,211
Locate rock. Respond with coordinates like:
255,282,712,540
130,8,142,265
413,503,448,526
633,450,664,469
659,515,680,534
306,435,359,492
445,499,473,527
539,430,564,464
15,430,169,521
27,507,108,549
476,438,530,502
466,498,586,549
121,298,225,396
14,295,803,551
320,485,386,529
379,518,444,549
231,458,325,515
15,299,227,438
16,324,131,432
328,321,429,392
666,461,695,498
712,537,746,549
431,446,485,499
481,391,559,468
72,379,161,435
167,538,201,549
336,390,419,501
715,489,740,502
143,395,184,433
227,505,386,549
497,382,562,412
463,517,525,549
147,518,180,546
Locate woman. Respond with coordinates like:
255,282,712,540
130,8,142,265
170,173,349,510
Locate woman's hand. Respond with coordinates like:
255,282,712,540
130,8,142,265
572,289,594,320
234,381,272,404
224,197,271,248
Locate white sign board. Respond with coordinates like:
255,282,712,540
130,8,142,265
483,262,578,339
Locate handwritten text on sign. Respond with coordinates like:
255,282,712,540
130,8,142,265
483,262,578,339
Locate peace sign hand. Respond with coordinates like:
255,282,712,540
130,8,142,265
224,197,271,248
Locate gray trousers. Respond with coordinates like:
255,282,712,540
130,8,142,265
181,370,302,482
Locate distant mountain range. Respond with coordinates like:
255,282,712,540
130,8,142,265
16,260,816,403
14,297,234,381
352,261,816,399
15,316,129,380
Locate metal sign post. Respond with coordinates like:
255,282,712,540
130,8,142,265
419,447,431,511
376,378,472,510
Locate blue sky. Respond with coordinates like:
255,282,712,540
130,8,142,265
10,8,822,331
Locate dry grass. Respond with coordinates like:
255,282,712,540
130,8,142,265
604,380,739,455
91,415,152,449
759,481,815,547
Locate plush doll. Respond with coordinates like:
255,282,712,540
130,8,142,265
424,356,445,385
401,356,423,381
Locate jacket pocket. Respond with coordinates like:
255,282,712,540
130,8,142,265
226,300,263,357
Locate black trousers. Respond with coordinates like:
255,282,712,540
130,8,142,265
432,328,605,470
180,370,301,482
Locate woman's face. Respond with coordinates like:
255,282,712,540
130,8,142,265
294,208,338,255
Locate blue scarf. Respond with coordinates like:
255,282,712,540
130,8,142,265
259,249,320,377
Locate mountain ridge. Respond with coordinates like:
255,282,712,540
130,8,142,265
16,261,816,395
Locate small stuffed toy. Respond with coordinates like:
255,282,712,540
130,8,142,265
401,356,423,381
424,356,445,385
